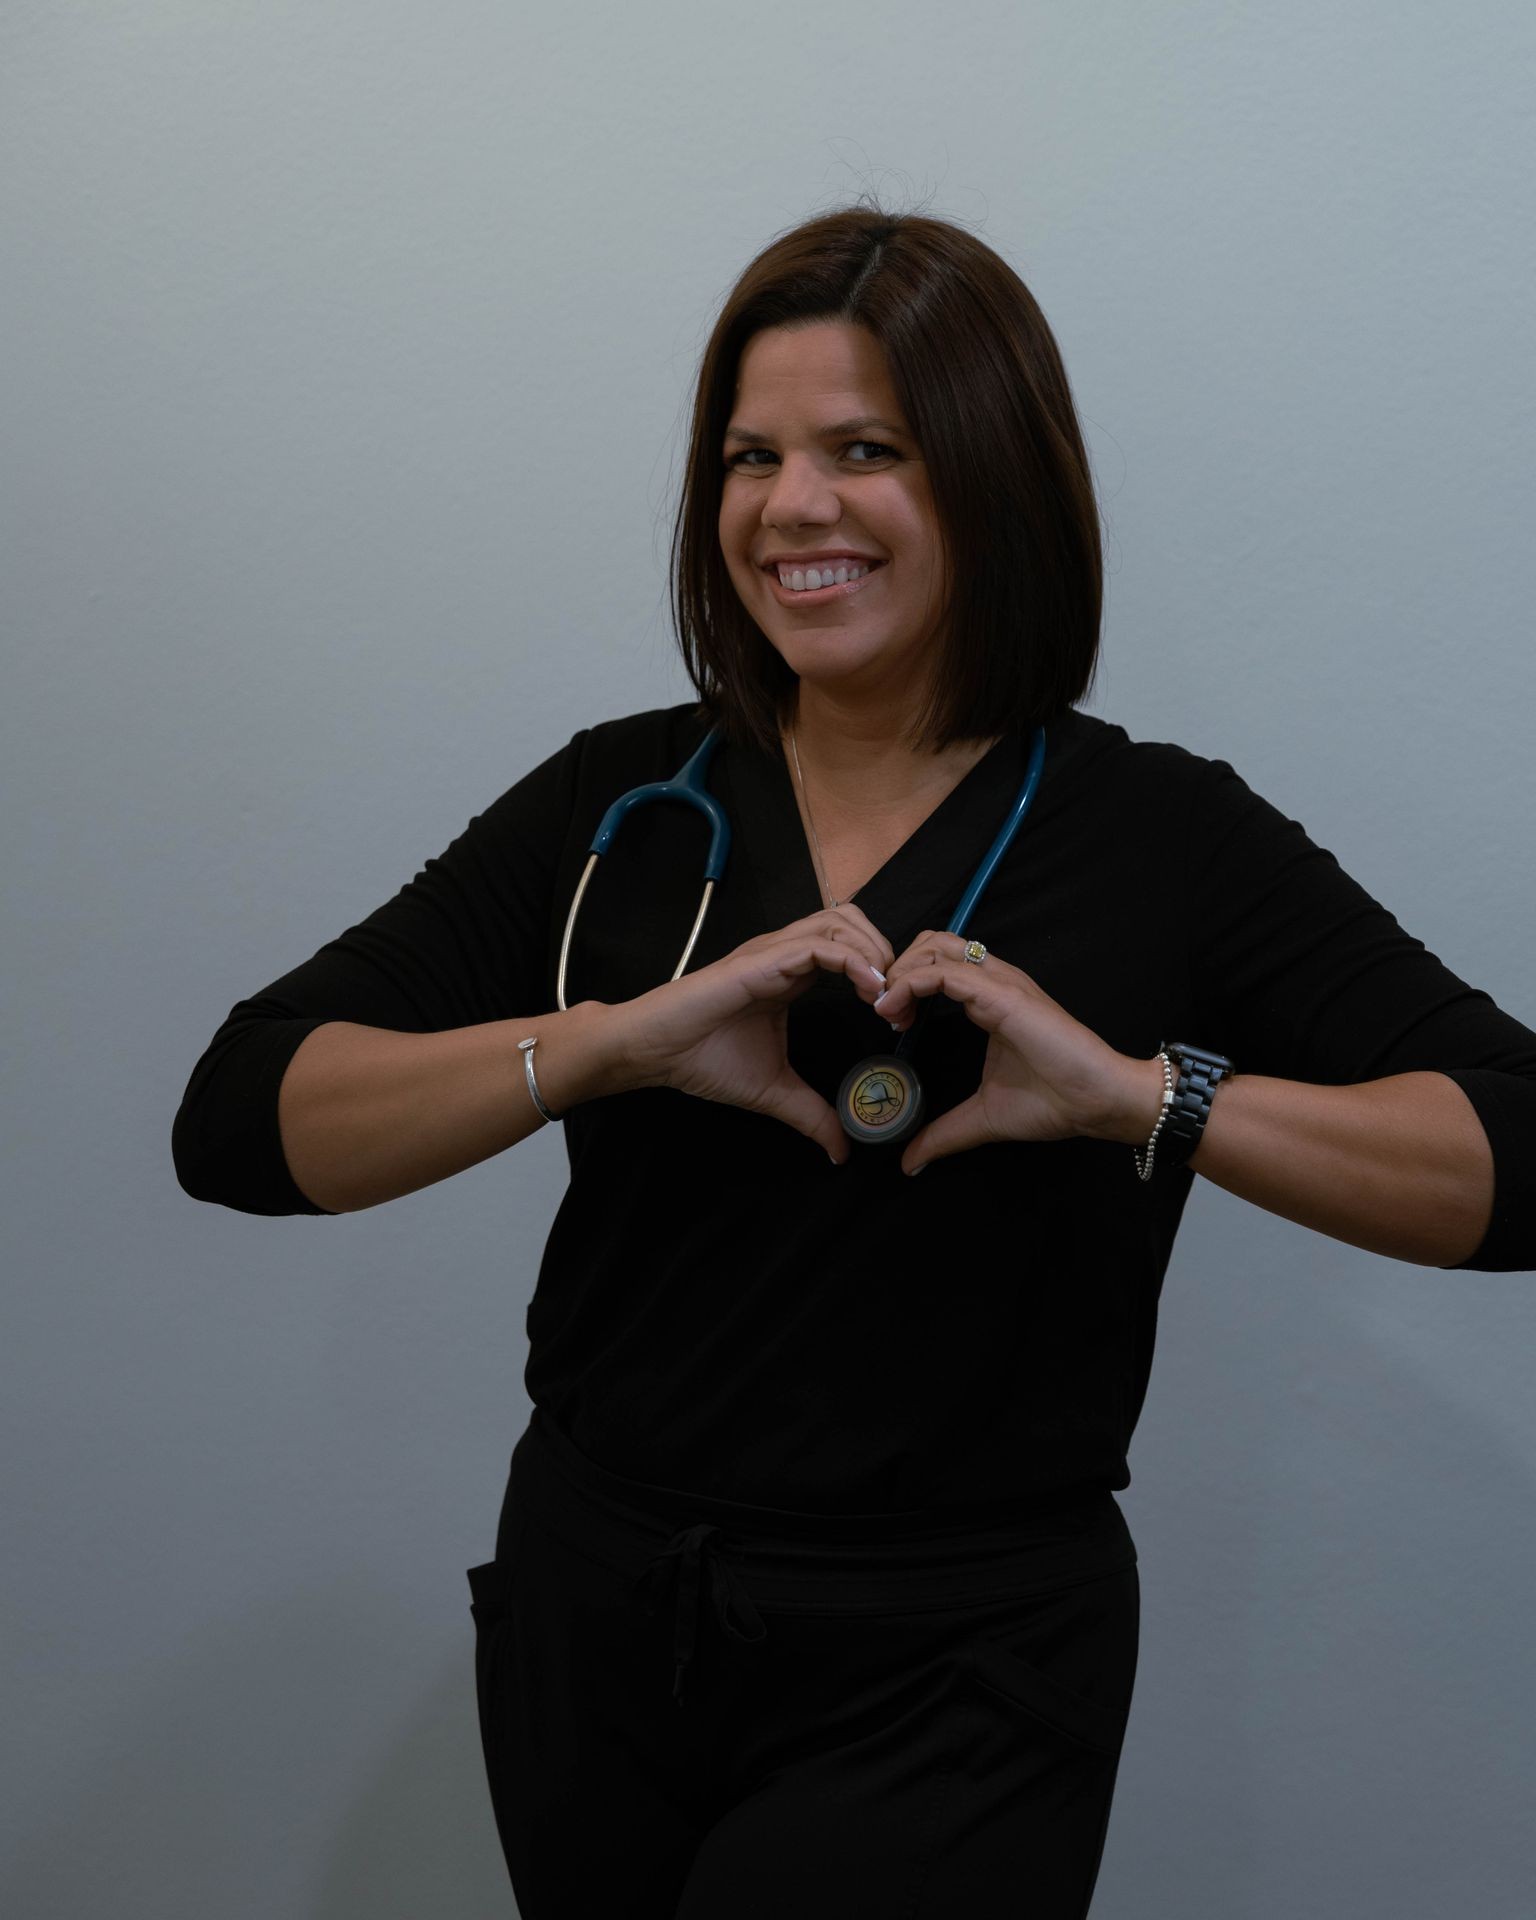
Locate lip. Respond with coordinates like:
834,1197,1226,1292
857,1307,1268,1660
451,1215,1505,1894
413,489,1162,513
762,557,886,609
760,551,883,569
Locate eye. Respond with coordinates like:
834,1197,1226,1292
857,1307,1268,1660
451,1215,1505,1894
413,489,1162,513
724,440,900,470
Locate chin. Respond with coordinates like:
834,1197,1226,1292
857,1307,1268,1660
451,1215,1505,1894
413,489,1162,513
783,644,894,682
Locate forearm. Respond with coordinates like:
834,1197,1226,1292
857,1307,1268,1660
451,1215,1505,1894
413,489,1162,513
1097,1061,1495,1267
276,999,631,1213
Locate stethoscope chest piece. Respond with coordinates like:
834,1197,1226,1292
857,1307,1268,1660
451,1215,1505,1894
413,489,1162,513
836,1052,926,1147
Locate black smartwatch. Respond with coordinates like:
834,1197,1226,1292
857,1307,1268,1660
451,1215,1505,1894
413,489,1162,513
1156,1041,1235,1170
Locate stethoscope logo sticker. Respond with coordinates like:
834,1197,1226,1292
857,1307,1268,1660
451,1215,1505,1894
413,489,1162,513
848,1063,908,1128
836,1050,924,1144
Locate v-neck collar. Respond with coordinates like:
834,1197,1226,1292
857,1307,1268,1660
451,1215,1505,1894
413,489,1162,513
717,722,1039,948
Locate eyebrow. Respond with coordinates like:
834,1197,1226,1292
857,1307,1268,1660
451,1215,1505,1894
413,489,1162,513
722,415,908,445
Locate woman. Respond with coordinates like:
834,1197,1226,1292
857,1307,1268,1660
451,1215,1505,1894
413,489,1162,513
173,205,1536,1916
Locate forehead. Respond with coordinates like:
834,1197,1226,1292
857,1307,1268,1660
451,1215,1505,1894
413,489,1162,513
730,321,902,417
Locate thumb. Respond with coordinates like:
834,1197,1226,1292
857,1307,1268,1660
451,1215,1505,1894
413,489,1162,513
757,1072,848,1167
900,1092,994,1177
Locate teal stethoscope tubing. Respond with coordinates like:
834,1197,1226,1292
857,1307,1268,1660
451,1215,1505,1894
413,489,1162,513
555,721,1047,1020
883,719,1046,1065
556,725,731,1012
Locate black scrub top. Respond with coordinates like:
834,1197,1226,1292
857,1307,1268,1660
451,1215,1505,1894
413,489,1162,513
173,701,1536,1514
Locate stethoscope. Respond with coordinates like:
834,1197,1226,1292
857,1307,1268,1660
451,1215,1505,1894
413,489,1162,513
556,721,1048,1147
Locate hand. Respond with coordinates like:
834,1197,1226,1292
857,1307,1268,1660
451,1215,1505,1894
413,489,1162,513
610,904,895,1165
873,930,1158,1174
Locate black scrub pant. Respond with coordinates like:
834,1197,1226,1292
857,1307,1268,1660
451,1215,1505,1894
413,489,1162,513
466,1407,1140,1918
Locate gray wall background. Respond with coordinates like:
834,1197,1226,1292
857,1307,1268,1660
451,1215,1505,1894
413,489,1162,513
5,2,1533,1914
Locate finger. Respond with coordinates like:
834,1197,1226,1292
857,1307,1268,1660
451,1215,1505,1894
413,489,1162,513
788,906,894,986
875,928,966,1003
749,937,889,1002
874,932,946,1013
823,902,897,975
900,1091,997,1175
877,953,1009,1026
886,929,992,979
755,1073,851,1168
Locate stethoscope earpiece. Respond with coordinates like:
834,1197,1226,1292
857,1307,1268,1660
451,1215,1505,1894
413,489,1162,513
836,1051,926,1146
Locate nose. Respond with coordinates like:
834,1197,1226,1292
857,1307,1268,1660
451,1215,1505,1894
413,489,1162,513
760,452,842,531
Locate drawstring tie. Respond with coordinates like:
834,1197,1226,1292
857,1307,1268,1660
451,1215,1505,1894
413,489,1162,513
629,1521,768,1705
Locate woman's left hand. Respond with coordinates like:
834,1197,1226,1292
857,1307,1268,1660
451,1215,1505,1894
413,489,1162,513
871,930,1152,1174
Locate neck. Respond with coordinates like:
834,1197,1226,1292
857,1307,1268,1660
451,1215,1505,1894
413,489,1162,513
785,686,999,812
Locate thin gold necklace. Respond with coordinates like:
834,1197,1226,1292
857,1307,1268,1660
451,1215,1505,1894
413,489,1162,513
787,722,841,908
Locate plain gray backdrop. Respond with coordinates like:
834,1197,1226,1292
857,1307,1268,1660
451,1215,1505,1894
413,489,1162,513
4,2,1533,1915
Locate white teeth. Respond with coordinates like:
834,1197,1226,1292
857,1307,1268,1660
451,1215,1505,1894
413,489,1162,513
775,561,872,590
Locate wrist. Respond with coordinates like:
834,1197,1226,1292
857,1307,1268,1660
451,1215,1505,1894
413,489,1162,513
1087,1052,1181,1146
521,1000,637,1114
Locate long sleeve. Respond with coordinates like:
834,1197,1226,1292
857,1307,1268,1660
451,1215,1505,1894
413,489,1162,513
1187,754,1536,1272
172,728,586,1217
168,699,1536,1513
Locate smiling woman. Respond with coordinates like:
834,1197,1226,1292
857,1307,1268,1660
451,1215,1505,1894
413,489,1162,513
716,318,1012,908
720,325,942,660
173,198,1536,1920
673,206,1103,770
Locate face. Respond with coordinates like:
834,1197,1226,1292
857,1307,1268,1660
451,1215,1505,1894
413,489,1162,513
717,321,949,712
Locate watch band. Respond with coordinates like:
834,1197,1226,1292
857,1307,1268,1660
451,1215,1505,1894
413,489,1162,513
1155,1040,1234,1170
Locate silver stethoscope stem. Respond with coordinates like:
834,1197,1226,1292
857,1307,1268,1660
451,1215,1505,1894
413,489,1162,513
555,854,600,1013
557,723,733,1013
673,876,718,986
557,854,718,1012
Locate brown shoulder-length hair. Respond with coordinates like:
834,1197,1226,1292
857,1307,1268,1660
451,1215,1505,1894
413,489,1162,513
669,201,1104,758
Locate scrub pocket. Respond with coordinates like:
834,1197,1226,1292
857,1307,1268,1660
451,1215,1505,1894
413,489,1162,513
465,1502,533,1797
955,1562,1140,1760
467,1498,531,1622
923,1564,1140,1915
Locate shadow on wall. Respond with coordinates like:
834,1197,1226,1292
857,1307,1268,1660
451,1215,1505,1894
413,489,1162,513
1,1596,510,1920
1098,1203,1536,1918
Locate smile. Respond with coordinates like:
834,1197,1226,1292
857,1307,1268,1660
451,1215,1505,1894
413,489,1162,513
763,560,886,608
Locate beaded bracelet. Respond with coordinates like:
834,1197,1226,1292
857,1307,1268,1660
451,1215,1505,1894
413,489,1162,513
517,1035,561,1124
1131,1051,1176,1182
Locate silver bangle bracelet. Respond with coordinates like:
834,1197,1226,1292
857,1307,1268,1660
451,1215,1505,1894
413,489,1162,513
517,1035,561,1124
1132,1050,1176,1182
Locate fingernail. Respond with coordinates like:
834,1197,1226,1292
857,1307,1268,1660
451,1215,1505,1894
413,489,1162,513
870,966,887,984
828,1152,841,1167
888,1021,901,1032
873,988,890,1009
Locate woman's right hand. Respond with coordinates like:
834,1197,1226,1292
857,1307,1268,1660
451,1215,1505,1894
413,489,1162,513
606,905,896,1165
